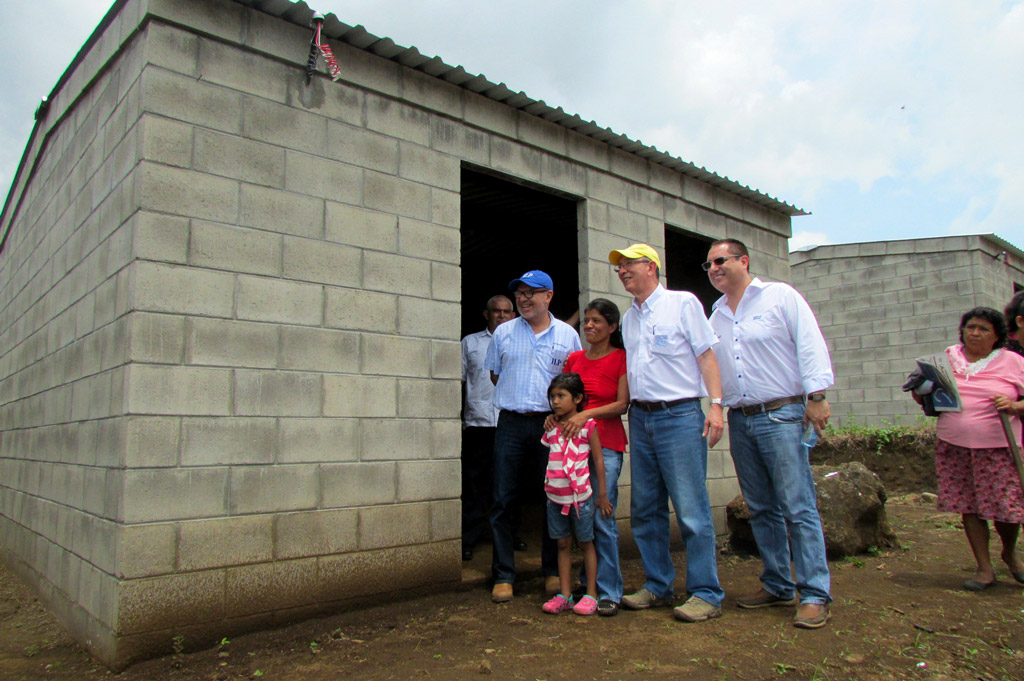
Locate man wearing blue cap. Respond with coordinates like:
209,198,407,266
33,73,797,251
485,270,582,602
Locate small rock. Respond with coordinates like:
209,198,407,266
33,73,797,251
843,653,867,664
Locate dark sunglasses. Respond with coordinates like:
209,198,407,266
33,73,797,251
700,254,742,271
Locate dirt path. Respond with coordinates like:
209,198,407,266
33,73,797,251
2,501,1023,681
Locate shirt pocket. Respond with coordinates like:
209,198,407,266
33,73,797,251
650,324,685,356
744,310,785,343
542,341,572,371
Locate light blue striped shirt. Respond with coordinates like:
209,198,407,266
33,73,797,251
485,314,582,413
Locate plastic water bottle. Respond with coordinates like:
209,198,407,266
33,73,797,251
801,423,818,450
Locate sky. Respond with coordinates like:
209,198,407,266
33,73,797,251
1,1,1022,251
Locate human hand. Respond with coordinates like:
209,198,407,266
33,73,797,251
990,394,1017,413
597,495,613,518
804,399,831,434
558,413,588,440
703,404,724,448
543,414,557,433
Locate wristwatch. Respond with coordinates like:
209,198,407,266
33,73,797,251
709,398,723,406
807,392,826,402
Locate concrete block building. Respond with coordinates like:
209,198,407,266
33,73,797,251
0,0,802,666
791,234,1024,428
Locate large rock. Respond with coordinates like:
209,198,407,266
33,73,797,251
726,461,898,559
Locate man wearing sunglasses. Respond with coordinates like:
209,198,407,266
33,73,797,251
609,243,726,623
705,238,834,629
485,270,582,603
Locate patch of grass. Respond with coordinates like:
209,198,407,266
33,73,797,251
819,417,935,456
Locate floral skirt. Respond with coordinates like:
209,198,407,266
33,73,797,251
934,440,1024,523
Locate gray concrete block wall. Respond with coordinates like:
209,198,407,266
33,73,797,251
791,236,1024,428
1,0,798,667
0,4,148,665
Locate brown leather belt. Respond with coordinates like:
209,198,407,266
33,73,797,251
630,397,699,412
737,395,804,416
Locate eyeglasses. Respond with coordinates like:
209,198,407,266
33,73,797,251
700,254,742,271
513,288,548,300
614,258,651,272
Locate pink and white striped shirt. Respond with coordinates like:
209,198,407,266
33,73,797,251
541,419,596,515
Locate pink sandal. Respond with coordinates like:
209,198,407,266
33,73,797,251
542,594,574,614
573,595,598,616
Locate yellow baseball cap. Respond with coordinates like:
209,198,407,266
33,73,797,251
609,243,662,269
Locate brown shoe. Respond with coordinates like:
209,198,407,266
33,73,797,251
491,583,513,603
544,576,561,595
736,588,797,609
793,603,831,629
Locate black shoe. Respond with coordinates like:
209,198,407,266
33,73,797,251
513,538,527,551
597,599,619,617
462,547,473,561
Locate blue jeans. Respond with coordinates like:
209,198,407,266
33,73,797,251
579,448,624,602
629,401,724,606
728,403,831,605
594,448,623,602
547,497,596,542
490,411,557,584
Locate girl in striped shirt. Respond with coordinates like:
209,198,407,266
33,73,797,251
541,373,613,615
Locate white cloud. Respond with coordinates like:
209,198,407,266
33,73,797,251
2,1,1022,249
789,231,831,252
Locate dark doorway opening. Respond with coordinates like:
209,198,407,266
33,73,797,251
664,225,718,316
460,168,581,337
459,166,581,573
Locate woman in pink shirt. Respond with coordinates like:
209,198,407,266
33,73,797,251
920,307,1024,591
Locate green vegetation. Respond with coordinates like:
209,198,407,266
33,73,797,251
818,417,935,456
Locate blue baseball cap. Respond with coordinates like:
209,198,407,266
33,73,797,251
508,270,553,291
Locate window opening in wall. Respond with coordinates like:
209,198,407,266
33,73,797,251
664,225,717,317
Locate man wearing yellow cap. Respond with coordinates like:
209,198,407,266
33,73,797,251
609,243,726,623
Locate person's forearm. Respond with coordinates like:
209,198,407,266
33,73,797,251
577,400,628,422
696,349,722,400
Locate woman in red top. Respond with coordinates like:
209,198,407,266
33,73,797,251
549,298,629,615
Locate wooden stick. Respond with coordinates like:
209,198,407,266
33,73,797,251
997,411,1024,494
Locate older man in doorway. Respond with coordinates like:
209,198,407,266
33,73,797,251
461,295,515,561
485,270,582,603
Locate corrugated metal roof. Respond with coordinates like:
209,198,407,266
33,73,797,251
235,0,807,217
1,0,806,247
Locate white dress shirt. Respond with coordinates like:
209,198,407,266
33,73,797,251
462,329,499,427
709,278,834,408
621,285,718,401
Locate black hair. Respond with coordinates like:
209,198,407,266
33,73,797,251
1004,291,1024,335
548,373,588,410
958,306,1007,349
584,298,624,349
710,238,749,259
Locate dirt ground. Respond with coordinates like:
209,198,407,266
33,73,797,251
3,445,1024,680
4,500,1023,681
